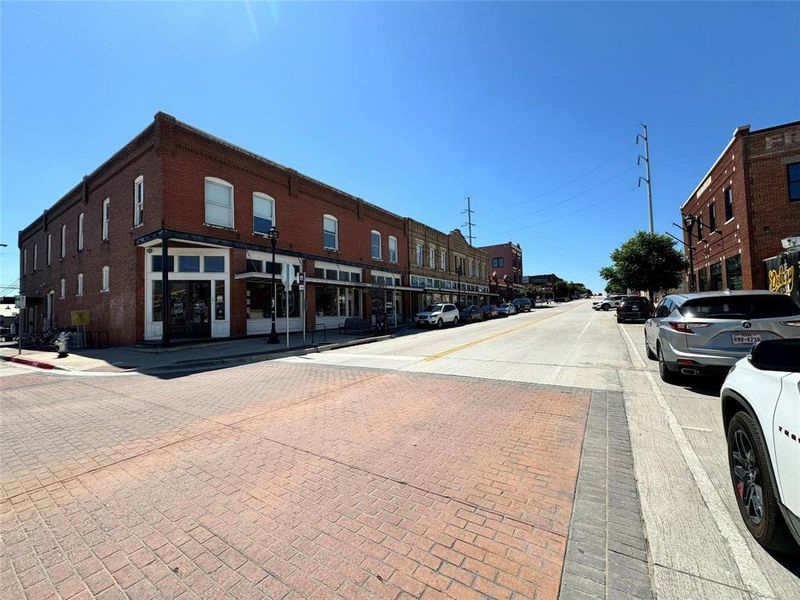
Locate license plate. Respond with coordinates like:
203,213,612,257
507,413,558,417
732,333,761,345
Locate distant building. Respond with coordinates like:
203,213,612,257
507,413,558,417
680,121,800,294
479,242,523,301
522,273,561,301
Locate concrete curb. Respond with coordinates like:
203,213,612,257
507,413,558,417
2,355,63,371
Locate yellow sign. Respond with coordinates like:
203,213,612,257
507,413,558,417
768,265,794,296
71,310,90,326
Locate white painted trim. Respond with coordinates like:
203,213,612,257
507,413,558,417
371,230,382,260
322,214,339,251
388,235,398,264
252,191,276,235
133,175,144,227
204,177,235,229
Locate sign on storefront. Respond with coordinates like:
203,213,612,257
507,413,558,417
71,310,90,326
765,250,799,304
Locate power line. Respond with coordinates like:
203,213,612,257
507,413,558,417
461,197,475,245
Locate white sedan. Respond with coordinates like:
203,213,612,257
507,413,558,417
720,339,800,552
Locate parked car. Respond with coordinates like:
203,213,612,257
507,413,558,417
512,298,532,313
497,303,517,316
459,305,483,323
720,339,800,552
415,303,460,328
644,291,800,383
593,295,628,311
481,304,499,319
616,297,654,323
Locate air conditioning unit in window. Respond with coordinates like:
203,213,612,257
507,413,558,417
781,237,800,250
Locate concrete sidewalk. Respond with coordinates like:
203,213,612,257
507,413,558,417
1,328,415,375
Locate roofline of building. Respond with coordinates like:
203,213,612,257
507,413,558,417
749,120,800,135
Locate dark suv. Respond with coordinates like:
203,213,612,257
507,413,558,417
616,297,654,323
512,298,532,313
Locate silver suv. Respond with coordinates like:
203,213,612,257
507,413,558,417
415,303,459,328
644,291,800,383
593,295,627,311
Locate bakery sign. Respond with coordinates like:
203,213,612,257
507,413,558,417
765,251,799,303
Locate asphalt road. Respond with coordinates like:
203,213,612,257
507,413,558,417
283,300,800,599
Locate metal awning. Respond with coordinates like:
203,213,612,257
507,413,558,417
234,273,415,292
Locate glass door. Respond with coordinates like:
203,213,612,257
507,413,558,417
169,281,211,339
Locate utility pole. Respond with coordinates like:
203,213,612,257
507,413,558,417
636,124,654,233
462,197,475,246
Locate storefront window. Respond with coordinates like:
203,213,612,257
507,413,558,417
246,282,299,319
152,255,174,272
247,259,263,273
315,285,360,318
215,280,225,320
698,268,708,291
205,256,225,272
153,281,163,321
179,255,200,272
710,262,723,291
725,255,743,290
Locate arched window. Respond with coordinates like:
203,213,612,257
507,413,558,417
60,278,65,299
47,234,52,265
371,230,382,260
388,236,398,264
102,198,110,240
252,192,275,235
133,176,144,226
78,213,84,251
61,224,67,258
205,177,234,228
77,273,84,297
323,215,338,250
101,266,110,292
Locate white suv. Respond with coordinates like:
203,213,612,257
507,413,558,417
721,339,800,552
415,303,459,328
593,295,627,311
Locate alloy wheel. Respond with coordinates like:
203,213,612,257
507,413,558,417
731,428,764,525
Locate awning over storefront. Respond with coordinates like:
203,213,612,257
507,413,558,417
235,273,416,292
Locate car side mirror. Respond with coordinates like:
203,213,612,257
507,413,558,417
749,339,800,372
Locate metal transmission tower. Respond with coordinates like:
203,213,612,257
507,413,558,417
462,196,476,245
636,124,654,233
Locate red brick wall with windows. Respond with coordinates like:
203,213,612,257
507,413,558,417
19,125,162,345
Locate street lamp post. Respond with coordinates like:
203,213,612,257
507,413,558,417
267,226,280,344
683,215,696,292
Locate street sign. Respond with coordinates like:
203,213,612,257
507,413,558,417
280,263,294,288
15,295,25,309
298,272,305,290
71,310,90,326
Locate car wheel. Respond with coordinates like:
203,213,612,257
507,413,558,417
436,318,443,329
727,411,796,552
657,344,681,384
453,317,459,327
602,304,609,311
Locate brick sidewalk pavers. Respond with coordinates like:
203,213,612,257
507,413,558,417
1,363,591,599
558,391,653,600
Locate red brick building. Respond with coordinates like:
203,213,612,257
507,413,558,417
18,113,410,345
680,121,800,294
478,242,524,301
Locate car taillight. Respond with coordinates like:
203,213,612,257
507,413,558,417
781,319,800,327
668,321,710,334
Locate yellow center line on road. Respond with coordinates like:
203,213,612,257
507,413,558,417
422,302,585,363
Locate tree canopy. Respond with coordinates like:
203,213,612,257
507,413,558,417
600,232,685,299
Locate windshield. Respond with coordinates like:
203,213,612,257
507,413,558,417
423,304,445,313
679,295,800,319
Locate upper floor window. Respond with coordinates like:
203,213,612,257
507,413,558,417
723,187,734,221
77,273,84,297
78,213,84,251
492,257,504,268
371,231,382,260
708,203,716,232
101,266,110,292
33,243,38,271
23,249,27,274
60,278,65,299
428,247,435,269
102,198,110,240
323,214,338,250
253,193,275,235
788,162,800,202
388,236,398,263
133,176,144,226
440,250,447,271
47,234,52,265
60,224,67,258
205,178,234,228
416,242,424,266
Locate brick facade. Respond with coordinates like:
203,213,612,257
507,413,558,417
681,121,800,293
478,242,524,301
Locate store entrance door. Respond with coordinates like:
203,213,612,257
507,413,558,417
169,281,211,339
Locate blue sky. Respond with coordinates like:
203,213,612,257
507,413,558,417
2,1,798,293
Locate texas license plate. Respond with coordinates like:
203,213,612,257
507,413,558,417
731,333,761,345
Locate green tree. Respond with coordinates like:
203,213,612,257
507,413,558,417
601,232,686,300
599,266,625,294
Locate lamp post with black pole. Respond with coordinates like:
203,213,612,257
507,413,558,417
267,226,280,344
683,215,696,292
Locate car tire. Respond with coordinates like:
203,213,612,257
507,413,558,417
727,411,797,553
436,318,443,329
657,343,681,384
602,304,609,311
645,337,657,360
453,317,459,327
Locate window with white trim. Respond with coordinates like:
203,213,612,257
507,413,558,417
77,273,84,297
102,198,110,240
23,249,27,274
133,176,144,226
323,215,338,250
60,278,65,299
371,231,382,260
47,234,52,265
388,236,398,263
204,177,233,228
253,192,275,235
33,243,38,271
78,213,84,251
101,266,110,291
440,250,446,271
60,224,67,259
429,247,435,269
416,242,424,266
